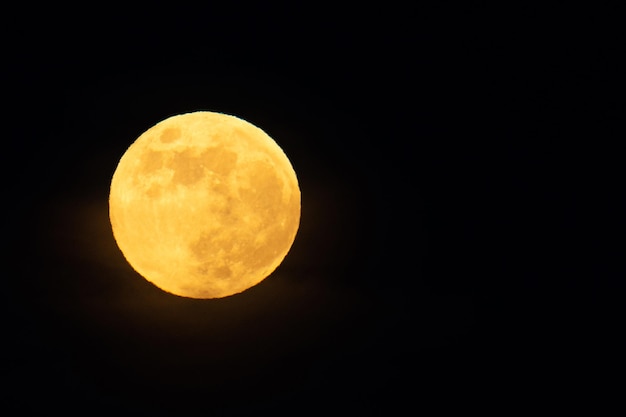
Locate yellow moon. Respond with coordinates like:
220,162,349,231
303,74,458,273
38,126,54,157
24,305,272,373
109,111,300,299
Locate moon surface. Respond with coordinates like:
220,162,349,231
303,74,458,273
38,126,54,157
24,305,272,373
109,111,301,298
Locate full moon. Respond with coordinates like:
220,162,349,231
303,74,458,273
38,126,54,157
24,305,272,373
109,111,301,298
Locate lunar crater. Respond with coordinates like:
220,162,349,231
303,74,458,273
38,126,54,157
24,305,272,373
160,127,181,143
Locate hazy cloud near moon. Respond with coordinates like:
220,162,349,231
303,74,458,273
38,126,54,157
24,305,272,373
41,179,361,302
43,199,125,271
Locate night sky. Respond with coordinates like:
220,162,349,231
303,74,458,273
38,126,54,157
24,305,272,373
7,4,623,415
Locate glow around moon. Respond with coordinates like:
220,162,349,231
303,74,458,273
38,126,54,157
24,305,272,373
109,111,300,299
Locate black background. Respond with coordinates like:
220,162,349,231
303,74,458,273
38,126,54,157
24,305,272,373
6,4,624,415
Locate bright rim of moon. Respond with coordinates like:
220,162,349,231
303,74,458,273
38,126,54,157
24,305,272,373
109,111,301,299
